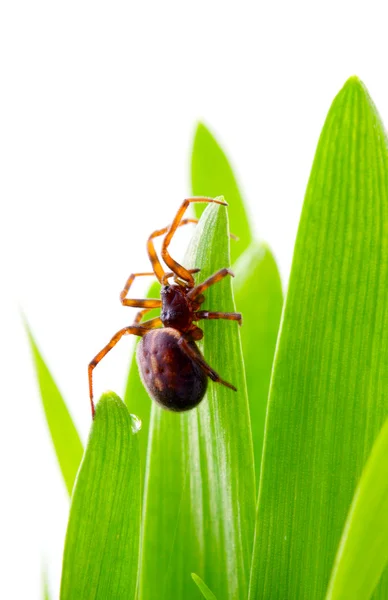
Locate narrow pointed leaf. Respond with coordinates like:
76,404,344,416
140,203,255,600
42,569,50,600
191,573,218,600
326,417,388,599
25,323,83,495
234,241,282,485
124,280,161,477
249,77,388,599
191,123,252,262
60,393,141,600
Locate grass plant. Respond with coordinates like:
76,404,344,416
28,76,388,599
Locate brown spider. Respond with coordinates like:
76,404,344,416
88,197,242,417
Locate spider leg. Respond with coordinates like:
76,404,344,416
187,268,235,300
88,325,147,418
178,336,237,392
120,266,199,307
161,197,228,287
147,217,198,283
133,313,163,329
132,307,153,324
193,310,242,326
120,272,162,308
161,268,200,286
120,272,155,302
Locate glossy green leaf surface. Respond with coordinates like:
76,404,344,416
191,123,252,263
25,323,83,496
326,417,388,599
234,241,282,485
249,77,388,599
140,203,255,600
60,393,141,600
191,573,218,600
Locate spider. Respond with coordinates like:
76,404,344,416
88,197,242,418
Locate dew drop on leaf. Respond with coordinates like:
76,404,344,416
130,414,142,434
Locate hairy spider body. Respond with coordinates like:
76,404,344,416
88,197,242,418
137,328,208,411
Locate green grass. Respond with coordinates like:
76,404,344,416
28,76,388,599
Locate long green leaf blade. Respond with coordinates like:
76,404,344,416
140,203,255,600
234,241,282,485
42,569,50,600
191,573,218,600
326,417,388,599
191,123,252,262
249,77,388,599
25,323,83,495
191,122,283,484
60,393,141,600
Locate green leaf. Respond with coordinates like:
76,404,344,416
124,280,161,478
191,573,218,600
42,568,50,600
60,393,141,600
140,202,256,600
326,417,388,599
25,322,83,496
249,77,388,599
191,122,252,263
233,241,283,485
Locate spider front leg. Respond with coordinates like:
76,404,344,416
132,307,162,328
178,336,237,392
88,325,147,418
120,266,199,307
147,217,198,283
161,197,228,287
120,272,162,308
187,267,235,300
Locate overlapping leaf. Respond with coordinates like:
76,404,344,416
42,569,50,600
249,77,388,599
233,242,282,484
191,122,252,263
326,417,388,599
60,393,141,600
26,323,83,495
191,573,217,600
191,123,283,485
140,203,255,600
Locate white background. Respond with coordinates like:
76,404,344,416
1,1,388,598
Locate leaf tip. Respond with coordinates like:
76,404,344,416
193,120,212,142
95,391,142,434
340,74,371,103
344,74,362,87
96,390,124,411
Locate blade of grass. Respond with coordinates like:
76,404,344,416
42,568,50,600
233,241,282,485
326,417,388,599
191,122,252,263
25,322,83,496
60,393,141,600
140,202,255,600
249,77,388,599
191,573,217,600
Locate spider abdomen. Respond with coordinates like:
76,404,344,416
137,328,208,411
